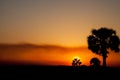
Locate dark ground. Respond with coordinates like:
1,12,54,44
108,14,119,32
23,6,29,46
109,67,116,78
0,64,120,80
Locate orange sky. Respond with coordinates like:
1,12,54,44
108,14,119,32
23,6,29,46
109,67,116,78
0,44,120,67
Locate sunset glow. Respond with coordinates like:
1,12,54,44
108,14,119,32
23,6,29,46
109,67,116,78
73,56,80,60
0,0,120,67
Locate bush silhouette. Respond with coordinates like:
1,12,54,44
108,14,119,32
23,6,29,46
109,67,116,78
90,57,101,67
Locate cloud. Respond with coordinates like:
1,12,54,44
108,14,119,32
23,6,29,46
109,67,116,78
0,43,120,67
0,43,73,61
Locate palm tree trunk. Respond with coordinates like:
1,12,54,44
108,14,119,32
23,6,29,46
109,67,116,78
103,56,106,67
102,51,107,67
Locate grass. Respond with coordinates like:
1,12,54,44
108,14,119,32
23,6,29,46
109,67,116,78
0,64,120,80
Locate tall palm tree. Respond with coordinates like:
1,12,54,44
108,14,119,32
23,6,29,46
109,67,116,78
88,27,120,67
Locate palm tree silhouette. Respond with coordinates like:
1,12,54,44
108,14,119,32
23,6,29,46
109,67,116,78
72,58,82,66
88,27,120,67
90,57,101,67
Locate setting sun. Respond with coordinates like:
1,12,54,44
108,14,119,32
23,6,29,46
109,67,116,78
73,56,80,60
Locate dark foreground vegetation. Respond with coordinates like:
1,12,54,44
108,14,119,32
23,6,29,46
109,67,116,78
0,64,120,80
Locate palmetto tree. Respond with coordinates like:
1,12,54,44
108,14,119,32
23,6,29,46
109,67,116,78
88,27,120,67
72,58,82,66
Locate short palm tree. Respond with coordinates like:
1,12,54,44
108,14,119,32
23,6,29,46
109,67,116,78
72,58,82,66
88,27,120,67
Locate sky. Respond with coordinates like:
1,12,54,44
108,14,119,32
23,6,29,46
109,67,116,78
0,0,120,66
0,0,120,47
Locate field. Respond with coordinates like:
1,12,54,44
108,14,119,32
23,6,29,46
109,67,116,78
0,64,120,80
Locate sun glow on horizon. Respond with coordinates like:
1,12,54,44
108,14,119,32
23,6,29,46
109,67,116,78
73,56,80,60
